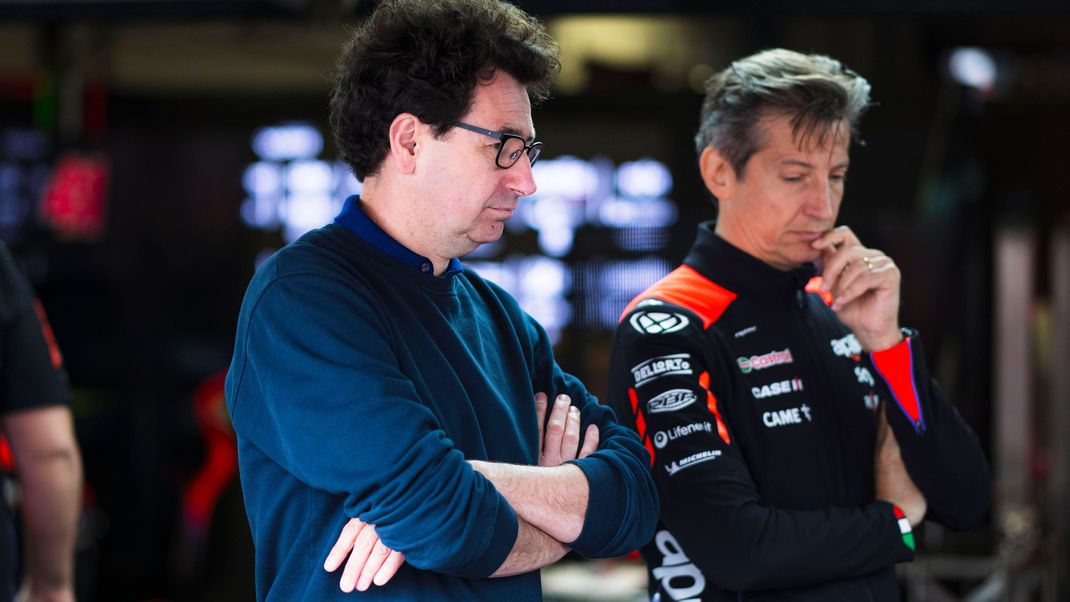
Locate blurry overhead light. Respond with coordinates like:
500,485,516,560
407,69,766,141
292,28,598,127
949,48,997,92
252,123,323,161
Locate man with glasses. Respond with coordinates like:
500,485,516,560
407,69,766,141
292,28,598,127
224,1,657,600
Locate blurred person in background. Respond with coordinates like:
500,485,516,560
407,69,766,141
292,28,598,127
0,242,82,602
224,0,658,600
608,49,990,601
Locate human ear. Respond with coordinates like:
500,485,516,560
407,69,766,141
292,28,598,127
387,113,421,174
699,146,735,201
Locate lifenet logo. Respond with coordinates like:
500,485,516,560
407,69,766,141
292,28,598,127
736,348,793,374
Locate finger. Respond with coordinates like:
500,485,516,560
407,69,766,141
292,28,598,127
534,392,548,450
831,260,897,311
339,521,380,593
578,423,600,458
829,254,881,299
542,395,571,464
811,225,859,251
357,538,393,592
560,406,581,460
373,550,406,586
324,518,364,572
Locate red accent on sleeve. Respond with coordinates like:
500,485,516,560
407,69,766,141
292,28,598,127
32,299,63,370
629,387,655,466
619,265,736,329
698,371,731,445
870,337,926,433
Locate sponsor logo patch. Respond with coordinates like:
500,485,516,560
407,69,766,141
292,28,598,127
762,404,812,428
631,353,693,387
647,389,698,414
864,392,881,411
831,333,863,359
653,421,713,449
737,348,793,374
665,449,722,475
855,366,876,387
751,378,804,400
733,325,758,339
652,531,706,600
630,310,691,335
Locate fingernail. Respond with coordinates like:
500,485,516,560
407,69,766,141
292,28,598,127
556,396,569,407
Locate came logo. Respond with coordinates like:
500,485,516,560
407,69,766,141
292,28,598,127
751,378,804,400
762,404,812,428
653,421,713,449
647,389,698,414
737,348,794,374
665,449,721,476
652,531,706,601
631,353,693,387
630,310,691,335
831,333,863,359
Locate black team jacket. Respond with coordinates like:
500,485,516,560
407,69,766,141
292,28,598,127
608,222,991,602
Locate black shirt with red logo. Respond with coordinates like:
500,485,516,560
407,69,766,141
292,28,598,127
0,242,70,600
608,222,990,602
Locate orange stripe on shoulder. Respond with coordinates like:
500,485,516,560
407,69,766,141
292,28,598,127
620,265,736,329
805,277,833,306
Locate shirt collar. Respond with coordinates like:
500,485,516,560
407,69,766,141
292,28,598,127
333,195,463,277
685,221,816,302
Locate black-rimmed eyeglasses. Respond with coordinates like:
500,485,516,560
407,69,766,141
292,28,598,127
454,121,543,169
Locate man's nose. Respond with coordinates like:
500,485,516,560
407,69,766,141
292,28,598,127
508,156,538,197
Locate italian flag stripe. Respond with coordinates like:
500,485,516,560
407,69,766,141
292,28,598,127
893,506,916,551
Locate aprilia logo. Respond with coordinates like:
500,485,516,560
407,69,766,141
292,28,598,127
737,348,793,373
652,530,705,601
831,333,863,359
631,353,693,387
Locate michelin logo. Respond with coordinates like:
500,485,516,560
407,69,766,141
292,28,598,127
653,421,713,449
665,449,722,476
631,353,693,387
647,389,698,414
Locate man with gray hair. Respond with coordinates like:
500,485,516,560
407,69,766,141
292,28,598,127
608,49,990,601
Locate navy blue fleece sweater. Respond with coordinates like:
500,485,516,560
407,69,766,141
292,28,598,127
225,198,658,600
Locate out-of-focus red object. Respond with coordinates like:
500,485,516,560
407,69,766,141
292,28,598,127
183,370,238,531
40,153,110,240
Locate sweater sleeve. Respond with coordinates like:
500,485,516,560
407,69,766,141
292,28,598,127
608,303,915,592
869,330,992,529
524,313,659,559
226,271,517,578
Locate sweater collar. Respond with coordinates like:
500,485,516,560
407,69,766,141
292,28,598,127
333,195,463,277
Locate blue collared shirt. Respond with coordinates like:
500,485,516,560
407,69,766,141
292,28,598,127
334,195,463,277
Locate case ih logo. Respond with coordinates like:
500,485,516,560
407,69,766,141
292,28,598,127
737,348,793,374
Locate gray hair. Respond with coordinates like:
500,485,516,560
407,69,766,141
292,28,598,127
695,48,872,177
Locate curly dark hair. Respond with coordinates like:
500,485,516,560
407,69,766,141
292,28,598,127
329,0,560,179
695,49,872,178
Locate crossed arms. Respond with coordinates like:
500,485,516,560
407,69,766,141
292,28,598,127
324,392,604,591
